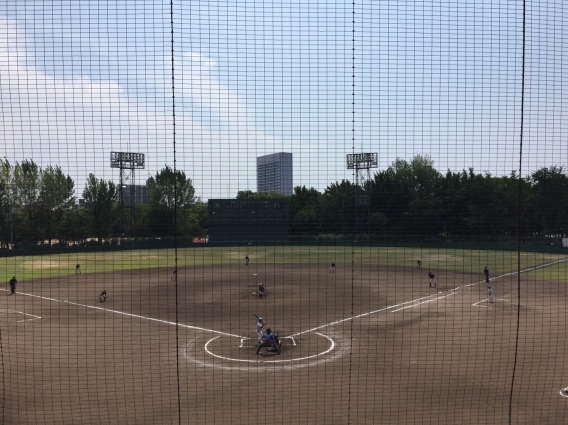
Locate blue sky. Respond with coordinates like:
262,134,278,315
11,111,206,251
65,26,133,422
1,0,566,199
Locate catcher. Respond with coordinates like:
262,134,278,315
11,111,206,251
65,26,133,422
255,328,281,355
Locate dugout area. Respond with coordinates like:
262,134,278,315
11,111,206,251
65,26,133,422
1,258,567,424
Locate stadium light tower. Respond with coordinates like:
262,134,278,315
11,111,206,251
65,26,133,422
110,152,145,237
346,153,378,206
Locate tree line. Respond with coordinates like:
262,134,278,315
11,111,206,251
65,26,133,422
0,159,204,248
0,155,566,248
288,155,568,241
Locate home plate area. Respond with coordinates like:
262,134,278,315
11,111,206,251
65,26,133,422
204,332,336,363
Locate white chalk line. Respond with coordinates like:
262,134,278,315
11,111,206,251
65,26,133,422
1,287,336,367
2,256,566,367
0,288,245,339
0,308,42,323
203,332,335,364
559,389,568,398
390,292,456,313
291,257,568,337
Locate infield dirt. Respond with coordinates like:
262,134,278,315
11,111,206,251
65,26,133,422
1,261,567,424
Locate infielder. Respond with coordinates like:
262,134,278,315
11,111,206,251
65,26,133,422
487,285,493,303
428,271,436,288
329,262,336,273
255,317,265,346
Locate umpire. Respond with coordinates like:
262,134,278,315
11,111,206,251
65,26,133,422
9,276,17,295
256,328,281,355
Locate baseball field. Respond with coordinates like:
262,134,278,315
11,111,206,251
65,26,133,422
1,245,567,424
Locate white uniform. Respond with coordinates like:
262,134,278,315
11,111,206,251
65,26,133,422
487,286,493,303
256,320,264,345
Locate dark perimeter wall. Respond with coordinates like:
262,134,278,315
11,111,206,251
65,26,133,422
208,199,289,243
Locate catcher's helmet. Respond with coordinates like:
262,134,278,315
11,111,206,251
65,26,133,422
266,328,271,333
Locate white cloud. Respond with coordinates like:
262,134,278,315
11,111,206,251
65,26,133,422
0,16,285,199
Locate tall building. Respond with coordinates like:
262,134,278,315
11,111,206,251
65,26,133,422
120,184,147,205
257,152,293,196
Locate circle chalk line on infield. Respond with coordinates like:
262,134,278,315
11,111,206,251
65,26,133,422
2,257,566,370
203,332,335,363
559,389,568,398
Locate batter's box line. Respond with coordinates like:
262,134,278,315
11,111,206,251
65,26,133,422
239,336,296,349
204,332,335,364
472,299,510,307
0,308,41,323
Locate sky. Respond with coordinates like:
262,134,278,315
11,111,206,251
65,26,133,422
0,0,567,200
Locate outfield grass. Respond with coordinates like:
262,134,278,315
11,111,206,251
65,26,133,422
1,246,567,282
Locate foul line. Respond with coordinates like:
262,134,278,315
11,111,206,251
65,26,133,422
0,289,245,339
2,257,566,342
291,257,568,337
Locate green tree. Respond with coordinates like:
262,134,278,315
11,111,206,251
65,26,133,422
527,166,568,236
399,155,443,236
37,165,75,246
82,174,118,242
146,166,195,236
289,186,322,236
321,180,356,234
0,159,14,247
12,159,41,244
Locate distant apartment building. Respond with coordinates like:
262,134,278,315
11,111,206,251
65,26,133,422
257,152,293,196
120,184,147,205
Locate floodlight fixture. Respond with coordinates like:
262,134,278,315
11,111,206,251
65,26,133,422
110,152,145,238
346,153,378,170
110,152,145,169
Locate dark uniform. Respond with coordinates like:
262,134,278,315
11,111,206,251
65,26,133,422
256,329,281,355
484,267,489,283
428,272,436,288
258,283,265,298
9,276,17,295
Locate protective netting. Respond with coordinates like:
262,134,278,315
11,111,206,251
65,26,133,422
1,1,567,424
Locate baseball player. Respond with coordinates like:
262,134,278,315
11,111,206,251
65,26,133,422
329,262,336,273
484,266,489,283
75,264,81,274
9,276,17,295
171,268,177,281
245,255,249,266
428,271,436,288
99,289,107,302
256,328,281,355
257,282,265,298
487,285,493,303
255,317,265,346
416,259,421,268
